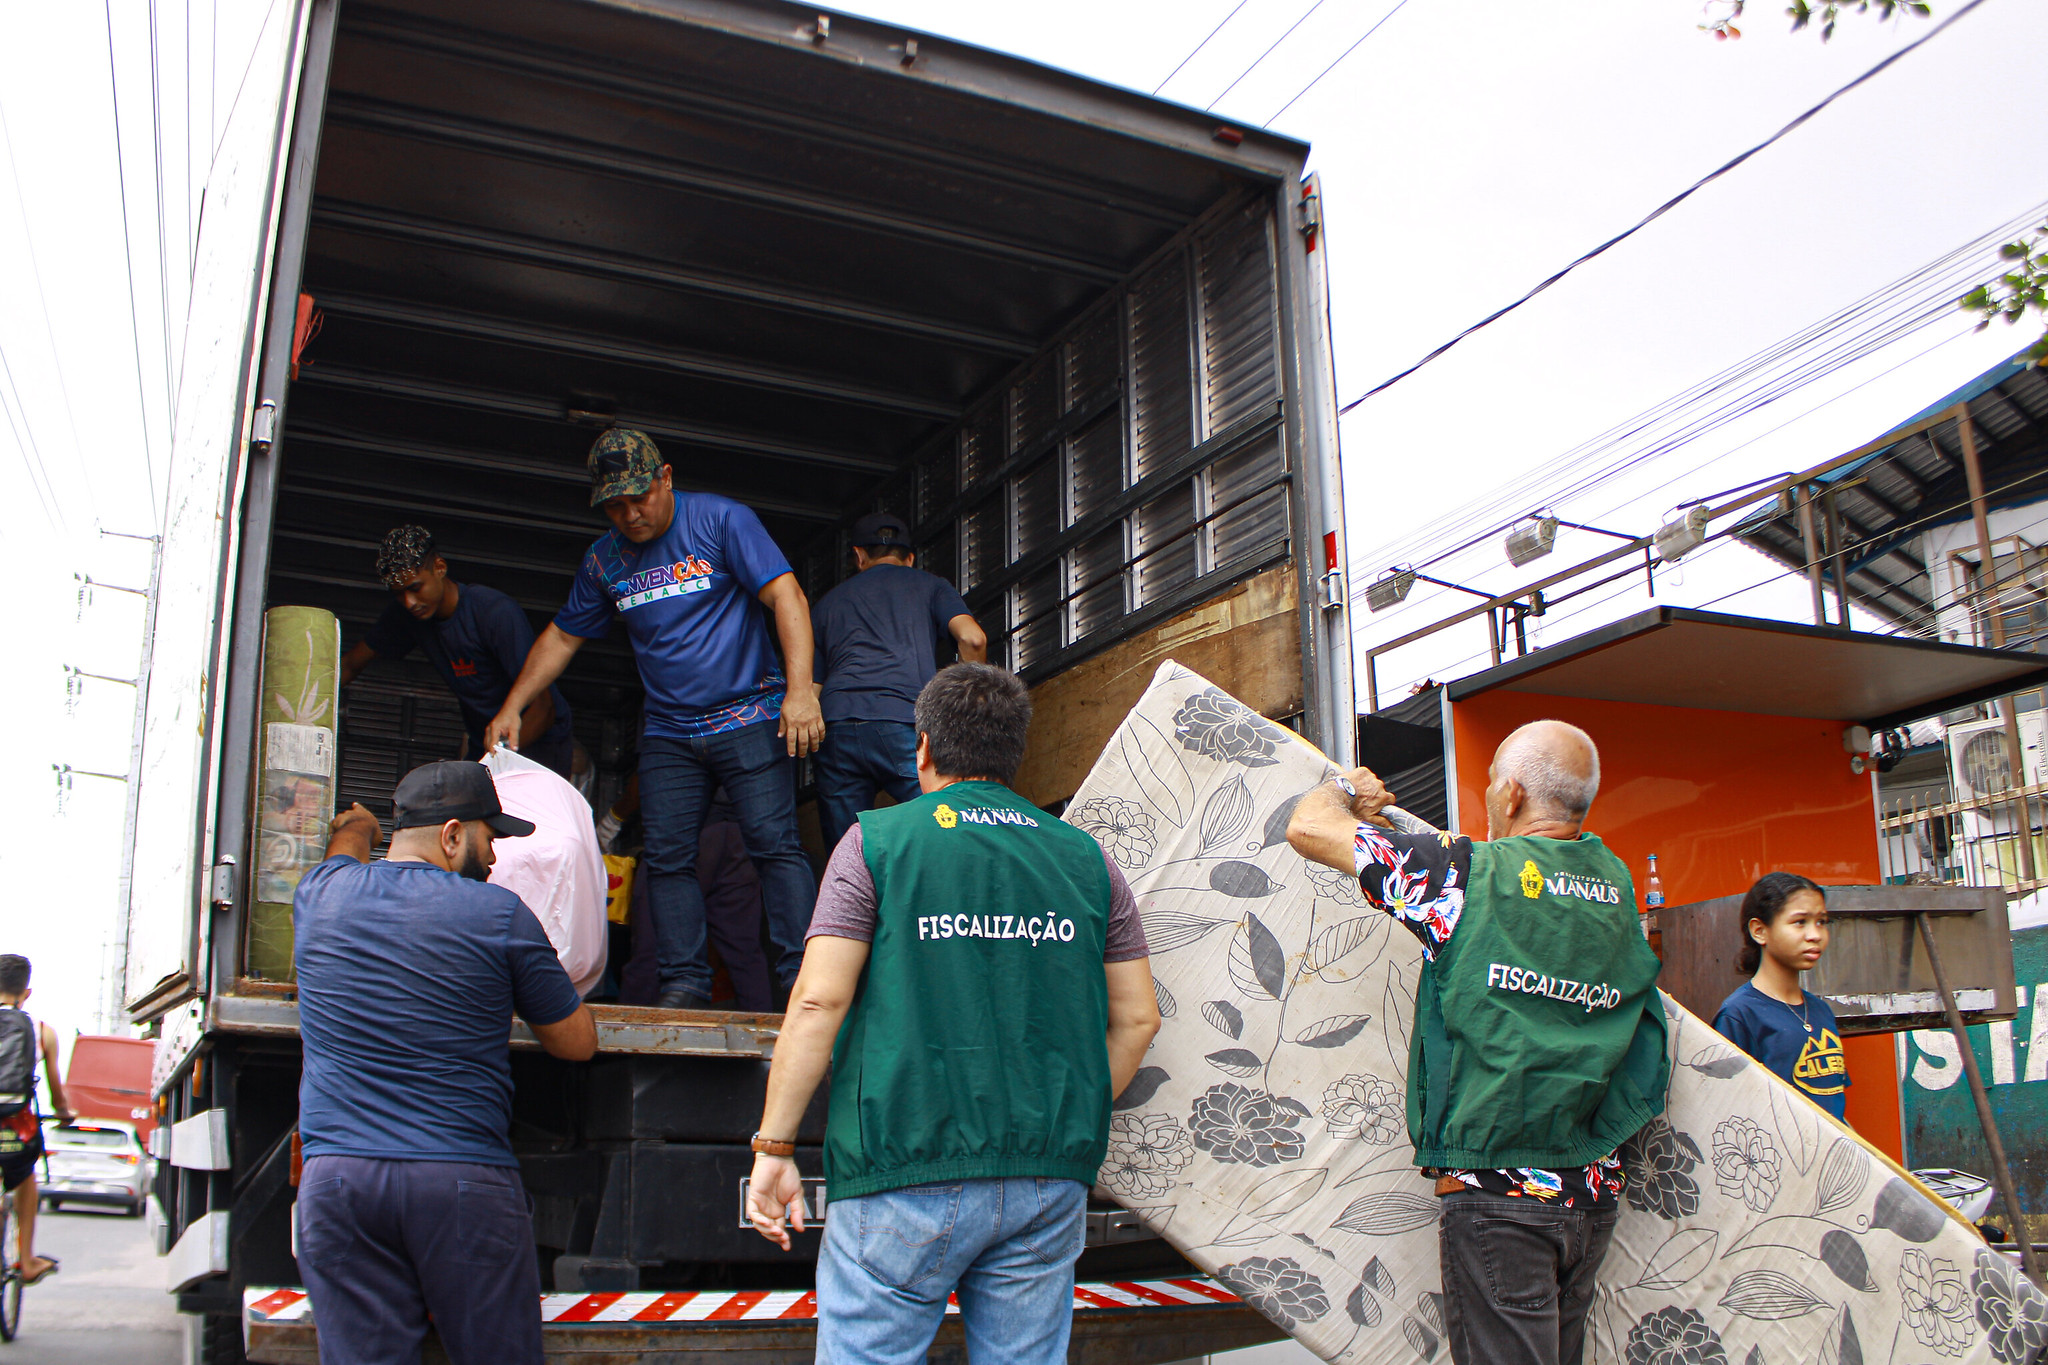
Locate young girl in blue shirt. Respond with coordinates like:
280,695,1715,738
1712,872,1852,1121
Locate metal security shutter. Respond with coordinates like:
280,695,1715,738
335,680,467,833
1198,199,1282,438
809,192,1291,683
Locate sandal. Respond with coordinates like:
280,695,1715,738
20,1255,59,1285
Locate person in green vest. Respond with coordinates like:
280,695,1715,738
743,662,1162,1365
1287,719,1668,1365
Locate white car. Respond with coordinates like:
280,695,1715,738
40,1120,150,1217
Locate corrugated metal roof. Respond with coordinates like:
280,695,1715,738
1733,352,2048,632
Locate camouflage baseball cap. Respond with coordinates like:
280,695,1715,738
588,428,664,506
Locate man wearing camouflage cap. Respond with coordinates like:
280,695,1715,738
341,526,577,778
488,429,823,1009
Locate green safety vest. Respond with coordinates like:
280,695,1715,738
1408,832,1669,1170
824,781,1114,1200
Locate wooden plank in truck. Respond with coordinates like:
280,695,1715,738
1013,565,1300,809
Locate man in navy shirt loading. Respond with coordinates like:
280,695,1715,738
342,526,577,778
810,511,986,852
488,429,824,1009
292,762,596,1365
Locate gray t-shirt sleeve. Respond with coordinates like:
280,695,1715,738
806,823,880,943
805,821,1152,964
1102,849,1150,963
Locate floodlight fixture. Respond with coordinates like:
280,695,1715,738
1365,569,1417,613
1504,516,1559,568
1654,506,1712,564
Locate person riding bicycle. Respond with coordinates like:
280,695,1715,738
0,955,71,1286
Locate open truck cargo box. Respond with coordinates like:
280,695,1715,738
136,0,1351,1353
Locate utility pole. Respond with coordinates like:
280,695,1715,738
68,528,161,1034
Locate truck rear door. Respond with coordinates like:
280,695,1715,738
124,0,325,1020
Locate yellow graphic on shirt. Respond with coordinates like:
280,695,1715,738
933,803,957,829
1792,1027,1849,1096
1520,860,1543,898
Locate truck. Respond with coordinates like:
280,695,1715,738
125,0,1354,1358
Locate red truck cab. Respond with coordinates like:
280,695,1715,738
65,1036,156,1144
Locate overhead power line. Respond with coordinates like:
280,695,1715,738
0,94,96,515
1153,0,1256,96
1266,0,1417,123
1210,0,1328,107
1347,197,2048,588
105,0,162,523
1335,0,1991,413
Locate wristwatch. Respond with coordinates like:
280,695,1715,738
751,1133,796,1157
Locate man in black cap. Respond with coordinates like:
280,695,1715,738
809,512,986,852
291,763,596,1365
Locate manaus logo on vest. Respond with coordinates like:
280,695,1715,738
1793,1028,1849,1096
932,803,1040,831
1519,860,1543,898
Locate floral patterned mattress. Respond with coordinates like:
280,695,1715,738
1067,662,2048,1365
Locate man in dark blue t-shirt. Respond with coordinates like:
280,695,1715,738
487,428,824,1009
810,511,986,852
341,526,576,778
293,762,596,1365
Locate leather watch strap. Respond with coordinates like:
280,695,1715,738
751,1133,796,1157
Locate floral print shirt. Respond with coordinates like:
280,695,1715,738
1353,817,1623,1208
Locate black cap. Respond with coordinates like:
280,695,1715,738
851,511,912,550
392,761,536,837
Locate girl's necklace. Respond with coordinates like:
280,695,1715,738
1772,989,1814,1034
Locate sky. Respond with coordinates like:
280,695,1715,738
1,0,2045,1056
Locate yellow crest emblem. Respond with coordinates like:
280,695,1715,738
933,803,957,829
1519,860,1543,898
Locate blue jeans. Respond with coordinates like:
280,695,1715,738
814,720,922,854
639,721,815,997
815,1177,1085,1365
296,1156,542,1365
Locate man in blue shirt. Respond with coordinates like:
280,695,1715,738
293,762,596,1365
341,526,576,778
810,511,985,852
487,429,825,1009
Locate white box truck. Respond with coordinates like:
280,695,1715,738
125,1,1353,1357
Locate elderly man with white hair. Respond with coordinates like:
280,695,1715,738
1289,719,1668,1365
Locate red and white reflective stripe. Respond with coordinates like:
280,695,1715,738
247,1279,1237,1327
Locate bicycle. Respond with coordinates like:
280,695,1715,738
0,1189,21,1341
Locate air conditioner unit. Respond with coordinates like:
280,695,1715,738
1946,712,2048,800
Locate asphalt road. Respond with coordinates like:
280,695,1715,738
4,1200,183,1364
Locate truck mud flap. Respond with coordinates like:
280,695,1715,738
243,1279,1281,1363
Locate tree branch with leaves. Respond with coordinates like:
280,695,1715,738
1700,0,1931,42
1962,226,2048,364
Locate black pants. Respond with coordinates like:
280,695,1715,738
1438,1190,1617,1365
296,1155,542,1365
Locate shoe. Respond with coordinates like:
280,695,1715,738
656,989,712,1011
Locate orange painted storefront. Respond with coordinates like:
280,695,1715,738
1448,689,1904,1160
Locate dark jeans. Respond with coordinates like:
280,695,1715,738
640,721,815,996
1439,1190,1617,1365
814,720,921,854
296,1155,542,1365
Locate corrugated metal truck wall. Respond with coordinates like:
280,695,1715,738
799,192,1291,682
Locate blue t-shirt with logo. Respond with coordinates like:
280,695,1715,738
812,565,973,724
293,857,583,1166
554,494,794,739
363,582,572,754
1713,982,1851,1119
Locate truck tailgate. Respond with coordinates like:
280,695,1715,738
243,1279,1281,1363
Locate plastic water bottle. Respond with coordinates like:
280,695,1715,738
1644,854,1665,910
